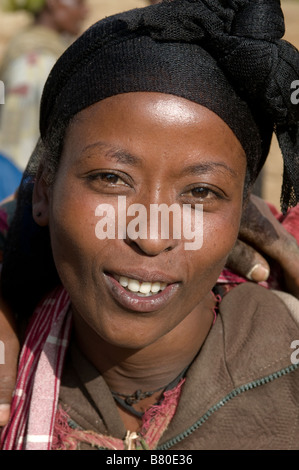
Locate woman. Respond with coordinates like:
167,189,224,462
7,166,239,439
0,0,87,170
0,0,299,450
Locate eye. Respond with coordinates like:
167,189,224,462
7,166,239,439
182,185,223,201
189,187,213,199
86,171,128,186
98,173,126,185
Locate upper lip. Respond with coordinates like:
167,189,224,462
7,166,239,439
105,269,180,285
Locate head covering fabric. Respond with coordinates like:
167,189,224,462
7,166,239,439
38,0,299,211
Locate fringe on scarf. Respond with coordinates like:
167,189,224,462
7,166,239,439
52,378,185,450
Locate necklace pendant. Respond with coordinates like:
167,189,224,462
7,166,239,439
124,431,139,450
125,389,153,405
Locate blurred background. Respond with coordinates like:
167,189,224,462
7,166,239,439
0,0,298,208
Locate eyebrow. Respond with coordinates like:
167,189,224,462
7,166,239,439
181,161,238,178
81,141,141,166
81,141,238,177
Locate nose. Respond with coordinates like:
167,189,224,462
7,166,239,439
124,201,181,256
126,236,177,257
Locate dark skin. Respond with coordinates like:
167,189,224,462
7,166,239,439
2,200,298,429
0,92,299,429
33,92,246,431
231,195,299,297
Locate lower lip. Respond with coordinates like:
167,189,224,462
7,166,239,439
104,274,180,313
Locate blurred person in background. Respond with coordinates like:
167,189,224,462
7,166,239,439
0,0,88,172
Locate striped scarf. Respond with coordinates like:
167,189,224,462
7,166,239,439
0,286,71,450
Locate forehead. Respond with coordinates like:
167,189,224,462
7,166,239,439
64,92,246,164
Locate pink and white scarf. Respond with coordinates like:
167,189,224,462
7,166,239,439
0,286,71,450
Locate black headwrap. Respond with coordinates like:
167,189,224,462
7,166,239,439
1,0,299,317
39,0,298,211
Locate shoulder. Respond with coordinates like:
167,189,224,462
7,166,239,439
217,283,299,382
271,290,299,323
219,282,299,325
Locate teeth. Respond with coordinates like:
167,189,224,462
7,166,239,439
139,282,152,294
151,282,161,293
117,276,168,295
127,279,140,293
119,276,129,288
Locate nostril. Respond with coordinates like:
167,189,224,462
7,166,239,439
124,238,175,257
127,240,150,256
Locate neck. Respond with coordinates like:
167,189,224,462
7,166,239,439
73,291,216,395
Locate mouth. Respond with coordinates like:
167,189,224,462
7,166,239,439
104,271,180,313
112,274,168,297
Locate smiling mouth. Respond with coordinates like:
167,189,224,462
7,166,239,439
104,272,179,313
112,274,168,297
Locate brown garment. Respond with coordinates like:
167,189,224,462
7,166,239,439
59,283,299,450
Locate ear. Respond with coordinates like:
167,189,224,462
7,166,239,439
32,166,51,227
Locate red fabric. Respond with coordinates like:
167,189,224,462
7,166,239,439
0,207,8,236
274,204,299,244
217,204,299,292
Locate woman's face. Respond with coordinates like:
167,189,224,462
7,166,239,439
39,92,246,349
52,0,88,36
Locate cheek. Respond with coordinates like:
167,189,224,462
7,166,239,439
186,208,242,283
48,184,109,282
204,211,241,253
